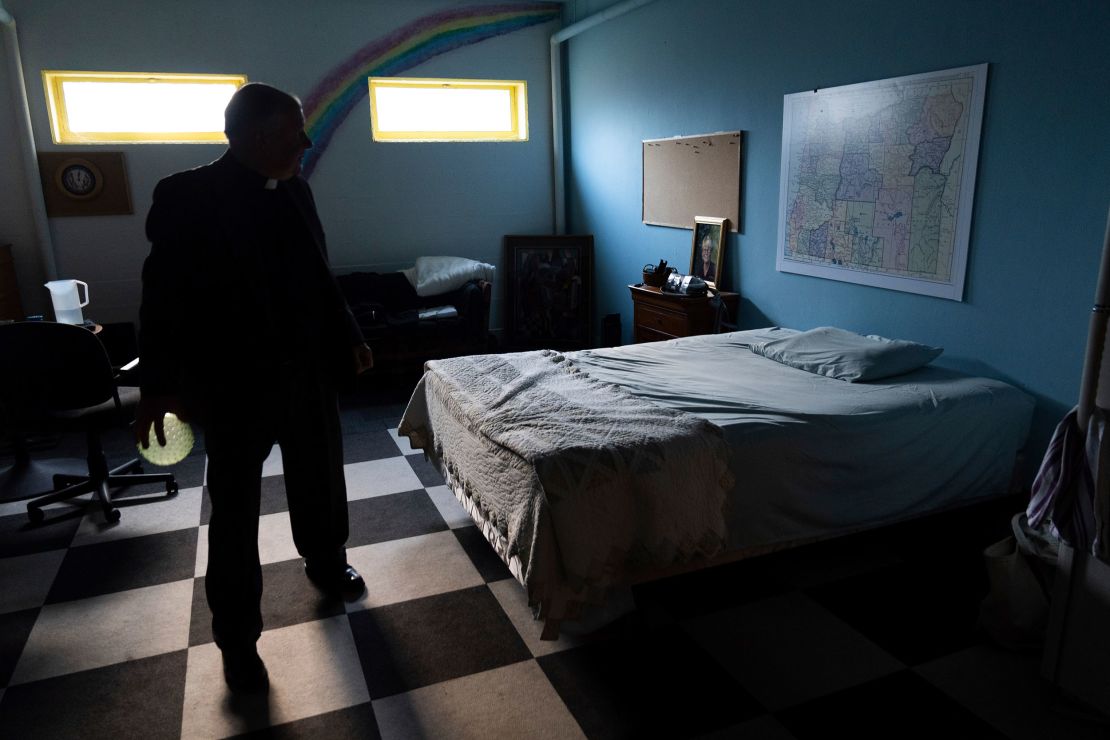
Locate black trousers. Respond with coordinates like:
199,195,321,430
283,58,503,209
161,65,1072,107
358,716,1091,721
202,365,349,650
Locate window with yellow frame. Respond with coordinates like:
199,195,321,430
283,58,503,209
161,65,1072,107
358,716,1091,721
368,77,528,142
42,71,247,144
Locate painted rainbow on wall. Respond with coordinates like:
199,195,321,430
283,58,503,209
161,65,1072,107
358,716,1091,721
301,2,561,178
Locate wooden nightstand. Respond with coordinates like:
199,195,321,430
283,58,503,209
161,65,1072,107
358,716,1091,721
628,284,739,343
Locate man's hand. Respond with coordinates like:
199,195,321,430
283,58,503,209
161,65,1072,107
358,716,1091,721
135,394,187,449
353,343,374,375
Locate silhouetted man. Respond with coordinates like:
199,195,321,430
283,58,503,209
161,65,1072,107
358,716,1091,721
136,82,373,693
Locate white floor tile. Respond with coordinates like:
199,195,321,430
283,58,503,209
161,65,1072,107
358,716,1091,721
373,660,584,740
0,549,67,614
0,498,83,519
487,579,583,658
257,511,300,565
0,499,30,518
682,591,904,712
10,578,193,685
387,427,416,455
180,615,370,739
424,485,472,529
261,445,283,478
344,530,484,612
194,511,300,577
73,486,203,546
343,458,423,501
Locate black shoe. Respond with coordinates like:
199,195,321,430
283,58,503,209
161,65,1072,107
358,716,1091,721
305,561,365,596
221,646,269,694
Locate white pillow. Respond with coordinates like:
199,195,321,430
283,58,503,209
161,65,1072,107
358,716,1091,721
750,326,943,382
402,256,495,297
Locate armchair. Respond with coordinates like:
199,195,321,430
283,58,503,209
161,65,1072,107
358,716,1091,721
337,271,492,371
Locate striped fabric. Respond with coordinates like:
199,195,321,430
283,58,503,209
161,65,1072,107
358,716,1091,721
1028,406,1098,553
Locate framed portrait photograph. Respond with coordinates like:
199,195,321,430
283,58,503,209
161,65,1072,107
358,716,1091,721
505,234,594,351
690,216,728,288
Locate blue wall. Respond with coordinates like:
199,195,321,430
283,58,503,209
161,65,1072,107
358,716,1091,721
563,0,1110,461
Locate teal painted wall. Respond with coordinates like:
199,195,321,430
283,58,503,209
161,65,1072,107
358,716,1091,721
563,0,1110,462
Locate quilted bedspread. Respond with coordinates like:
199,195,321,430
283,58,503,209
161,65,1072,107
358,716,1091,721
399,350,733,636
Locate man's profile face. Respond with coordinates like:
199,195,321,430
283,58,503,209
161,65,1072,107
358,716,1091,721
258,108,312,180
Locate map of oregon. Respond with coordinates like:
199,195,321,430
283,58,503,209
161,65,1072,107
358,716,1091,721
777,65,987,300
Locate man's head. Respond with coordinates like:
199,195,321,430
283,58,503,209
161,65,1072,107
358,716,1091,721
224,83,312,180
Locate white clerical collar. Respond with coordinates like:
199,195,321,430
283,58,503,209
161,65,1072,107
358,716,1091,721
264,178,278,190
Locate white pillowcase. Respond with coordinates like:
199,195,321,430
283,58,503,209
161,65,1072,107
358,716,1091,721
750,326,943,382
401,256,496,297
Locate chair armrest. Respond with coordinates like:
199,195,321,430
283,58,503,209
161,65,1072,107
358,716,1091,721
114,357,141,387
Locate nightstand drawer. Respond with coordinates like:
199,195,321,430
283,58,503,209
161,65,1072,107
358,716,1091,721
635,325,679,343
627,284,739,344
635,304,687,337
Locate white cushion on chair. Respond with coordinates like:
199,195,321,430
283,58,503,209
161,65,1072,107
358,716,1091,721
402,256,495,297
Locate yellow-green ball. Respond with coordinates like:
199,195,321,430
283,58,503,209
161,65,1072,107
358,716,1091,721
138,413,194,466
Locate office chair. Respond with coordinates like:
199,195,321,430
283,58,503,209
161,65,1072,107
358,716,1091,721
0,321,177,524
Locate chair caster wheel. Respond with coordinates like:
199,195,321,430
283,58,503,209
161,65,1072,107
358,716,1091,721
27,507,44,524
104,508,121,523
167,482,179,496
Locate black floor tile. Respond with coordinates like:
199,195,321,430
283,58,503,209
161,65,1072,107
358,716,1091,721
189,558,347,646
775,669,1008,739
234,701,381,739
46,528,197,604
0,649,187,740
346,490,447,548
143,452,207,490
452,525,513,582
538,623,764,739
0,511,81,558
199,475,289,526
404,453,445,487
113,452,207,499
631,555,785,621
0,608,39,688
337,408,384,436
343,430,405,465
804,554,989,666
348,585,531,698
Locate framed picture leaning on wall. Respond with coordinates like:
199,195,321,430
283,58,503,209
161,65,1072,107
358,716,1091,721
691,216,727,288
504,234,594,351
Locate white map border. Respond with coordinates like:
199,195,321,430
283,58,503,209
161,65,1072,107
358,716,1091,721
775,64,988,301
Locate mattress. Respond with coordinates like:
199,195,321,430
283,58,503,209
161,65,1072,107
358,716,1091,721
568,328,1036,552
399,327,1035,636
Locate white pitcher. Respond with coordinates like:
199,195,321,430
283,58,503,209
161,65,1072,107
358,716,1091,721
45,279,89,325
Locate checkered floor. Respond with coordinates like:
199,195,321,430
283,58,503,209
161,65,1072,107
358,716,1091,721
1,380,1108,739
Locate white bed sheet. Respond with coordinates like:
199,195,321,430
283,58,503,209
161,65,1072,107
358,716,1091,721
567,328,1036,551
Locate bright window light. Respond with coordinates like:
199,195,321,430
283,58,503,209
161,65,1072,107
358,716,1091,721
42,71,247,144
368,77,528,142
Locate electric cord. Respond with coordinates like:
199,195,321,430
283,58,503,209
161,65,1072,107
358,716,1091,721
709,287,733,334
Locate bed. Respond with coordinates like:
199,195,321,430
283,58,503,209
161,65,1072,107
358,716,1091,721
398,327,1035,638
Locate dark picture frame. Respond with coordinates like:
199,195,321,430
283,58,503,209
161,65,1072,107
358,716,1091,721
690,216,728,288
505,234,593,350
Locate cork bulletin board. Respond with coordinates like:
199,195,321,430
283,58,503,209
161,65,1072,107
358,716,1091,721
642,131,742,232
